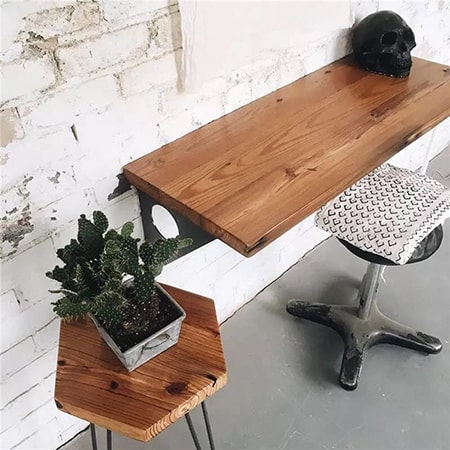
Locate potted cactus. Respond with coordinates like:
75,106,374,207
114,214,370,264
47,210,192,371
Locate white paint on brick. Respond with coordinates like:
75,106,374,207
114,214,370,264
117,125,161,166
1,129,78,189
20,1,100,41
8,414,85,450
0,290,21,320
147,12,182,59
1,297,55,354
1,239,57,311
1,347,57,407
192,95,225,129
32,188,98,252
56,24,149,78
33,318,60,354
1,337,36,380
159,75,227,117
224,81,252,114
101,0,169,24
19,75,118,129
1,1,74,63
119,51,180,97
72,92,160,181
100,192,141,229
2,396,58,449
1,57,56,104
159,87,195,116
2,377,56,440
277,50,307,88
301,29,351,76
1,2,449,449
158,109,194,144
249,61,279,101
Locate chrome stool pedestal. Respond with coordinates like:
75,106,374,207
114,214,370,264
287,225,443,390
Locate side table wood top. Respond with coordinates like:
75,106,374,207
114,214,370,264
55,285,227,442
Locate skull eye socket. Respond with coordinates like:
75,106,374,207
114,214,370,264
402,29,414,42
381,31,398,46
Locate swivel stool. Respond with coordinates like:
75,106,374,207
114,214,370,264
287,225,443,391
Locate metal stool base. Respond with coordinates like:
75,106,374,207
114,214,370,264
286,262,442,390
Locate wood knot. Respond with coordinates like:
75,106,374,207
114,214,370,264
325,70,331,74
166,382,187,395
285,167,297,179
57,360,66,366
110,381,119,389
276,98,283,102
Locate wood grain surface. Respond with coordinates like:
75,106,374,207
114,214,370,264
55,285,227,442
124,56,450,256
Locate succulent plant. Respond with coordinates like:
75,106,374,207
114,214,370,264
47,211,192,328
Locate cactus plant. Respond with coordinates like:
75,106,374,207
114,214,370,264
47,211,192,344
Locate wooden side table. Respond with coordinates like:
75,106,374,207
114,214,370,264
55,285,227,450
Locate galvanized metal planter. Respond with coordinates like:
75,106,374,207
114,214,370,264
89,283,186,372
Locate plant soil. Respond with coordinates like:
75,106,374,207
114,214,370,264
98,287,183,352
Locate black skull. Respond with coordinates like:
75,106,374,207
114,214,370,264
352,11,416,78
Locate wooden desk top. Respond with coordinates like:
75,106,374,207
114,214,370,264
124,56,450,256
55,285,227,442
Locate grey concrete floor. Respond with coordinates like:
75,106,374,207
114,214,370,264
62,152,450,450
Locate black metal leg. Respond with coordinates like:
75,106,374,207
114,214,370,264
287,297,442,390
201,402,216,450
90,424,98,450
339,334,368,391
106,429,112,450
185,412,202,450
377,314,442,354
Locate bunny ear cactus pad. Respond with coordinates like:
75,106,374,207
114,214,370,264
121,221,134,238
93,210,109,234
120,237,140,275
78,214,104,260
47,210,192,338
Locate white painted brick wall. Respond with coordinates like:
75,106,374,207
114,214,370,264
19,75,118,129
101,0,170,24
1,57,56,104
56,24,149,78
1,1,449,449
119,50,180,97
20,1,101,40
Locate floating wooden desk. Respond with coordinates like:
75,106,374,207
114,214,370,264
124,56,450,256
55,285,227,442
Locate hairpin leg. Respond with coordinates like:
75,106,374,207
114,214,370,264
90,424,98,450
185,412,202,450
201,402,216,450
106,429,112,450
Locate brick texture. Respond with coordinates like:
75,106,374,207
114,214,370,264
56,24,149,78
21,1,100,40
101,0,168,23
119,50,180,96
0,1,449,449
1,57,56,104
19,75,118,129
